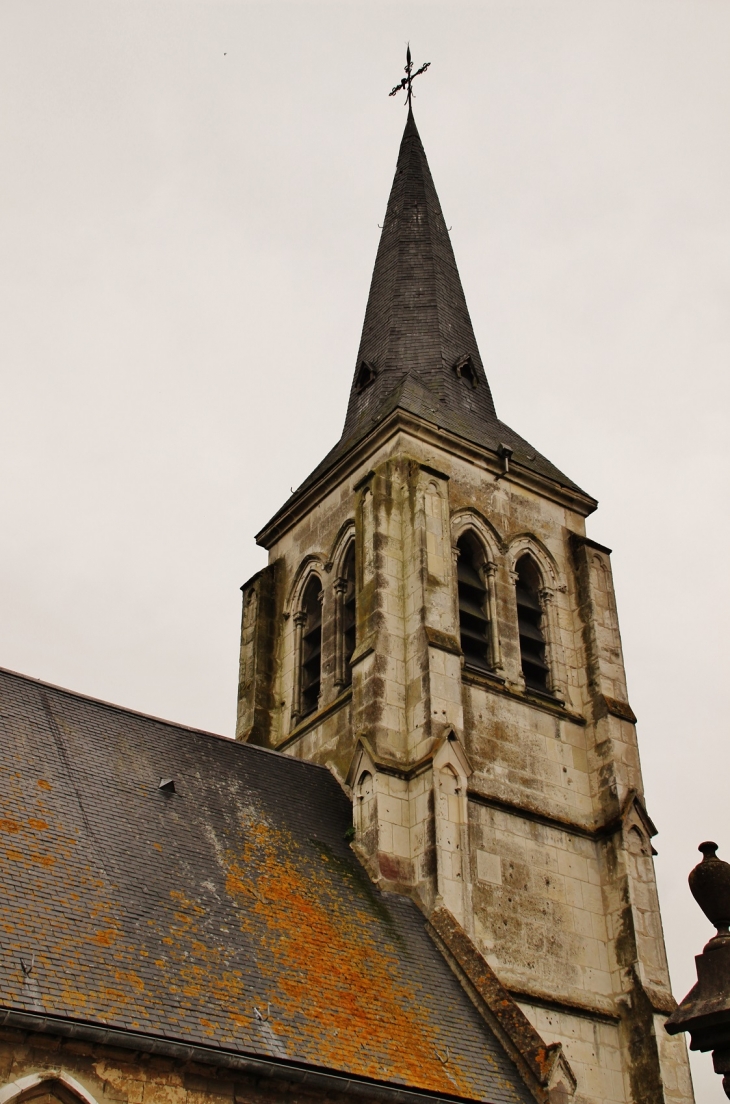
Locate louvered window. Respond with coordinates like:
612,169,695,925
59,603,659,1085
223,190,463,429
457,535,490,672
300,576,323,717
341,544,356,687
515,556,549,692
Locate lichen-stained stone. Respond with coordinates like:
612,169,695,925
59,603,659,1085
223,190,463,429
0,1033,503,1104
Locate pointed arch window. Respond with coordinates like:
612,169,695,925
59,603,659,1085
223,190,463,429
456,532,502,673
335,542,356,690
457,534,489,670
515,555,549,692
298,575,323,719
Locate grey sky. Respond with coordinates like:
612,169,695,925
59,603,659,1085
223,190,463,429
1,3,728,1098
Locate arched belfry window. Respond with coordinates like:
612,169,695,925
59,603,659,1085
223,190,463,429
335,543,356,690
457,533,491,672
515,555,549,692
296,576,323,720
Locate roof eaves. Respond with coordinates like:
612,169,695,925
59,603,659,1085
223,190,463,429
256,407,597,550
0,1008,494,1104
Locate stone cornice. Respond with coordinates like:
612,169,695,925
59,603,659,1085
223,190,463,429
461,668,587,726
256,410,598,550
276,687,352,752
467,787,657,846
505,987,619,1023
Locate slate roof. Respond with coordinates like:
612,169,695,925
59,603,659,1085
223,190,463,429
290,110,589,506
344,107,497,440
0,667,532,1104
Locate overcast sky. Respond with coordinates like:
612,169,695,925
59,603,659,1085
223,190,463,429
1,2,728,1098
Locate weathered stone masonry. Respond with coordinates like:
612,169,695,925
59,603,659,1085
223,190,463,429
0,1032,382,1104
237,107,695,1104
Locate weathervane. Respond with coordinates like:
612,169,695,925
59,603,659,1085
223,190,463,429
389,45,430,107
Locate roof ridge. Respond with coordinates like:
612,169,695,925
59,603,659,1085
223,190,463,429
0,664,331,770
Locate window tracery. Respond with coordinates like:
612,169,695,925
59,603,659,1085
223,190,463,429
334,542,356,690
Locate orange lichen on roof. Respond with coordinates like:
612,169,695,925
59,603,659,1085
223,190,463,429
94,930,117,947
61,988,90,1010
114,969,145,993
32,854,56,867
0,670,531,1104
219,815,473,1097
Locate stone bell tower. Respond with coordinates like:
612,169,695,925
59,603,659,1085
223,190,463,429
236,106,694,1104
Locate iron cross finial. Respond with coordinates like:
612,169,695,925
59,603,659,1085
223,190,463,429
389,44,430,107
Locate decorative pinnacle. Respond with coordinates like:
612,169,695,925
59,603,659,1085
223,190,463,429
689,841,730,946
389,44,430,108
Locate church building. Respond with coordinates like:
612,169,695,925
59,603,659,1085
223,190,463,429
0,93,694,1104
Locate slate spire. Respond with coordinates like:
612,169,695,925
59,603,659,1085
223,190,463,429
292,107,586,502
342,107,497,440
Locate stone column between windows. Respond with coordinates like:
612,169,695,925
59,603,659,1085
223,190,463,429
507,569,526,691
290,610,307,724
451,543,462,662
315,589,324,710
333,576,348,690
483,561,502,671
539,586,565,702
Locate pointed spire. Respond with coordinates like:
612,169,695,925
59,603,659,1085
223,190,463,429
286,108,588,507
342,109,497,442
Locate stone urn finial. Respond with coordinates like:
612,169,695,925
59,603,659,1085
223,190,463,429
666,840,730,1100
688,842,730,945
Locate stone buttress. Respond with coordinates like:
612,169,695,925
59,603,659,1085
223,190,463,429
236,107,694,1104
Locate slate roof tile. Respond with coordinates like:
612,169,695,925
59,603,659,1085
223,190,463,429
0,667,531,1104
288,109,590,509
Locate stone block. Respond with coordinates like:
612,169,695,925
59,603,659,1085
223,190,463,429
476,850,502,885
391,823,410,858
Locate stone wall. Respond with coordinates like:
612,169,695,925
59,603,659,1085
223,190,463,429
470,803,614,1013
0,1031,366,1104
517,1004,626,1104
236,424,694,1104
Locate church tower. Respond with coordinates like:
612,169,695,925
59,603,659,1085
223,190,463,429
236,105,693,1104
